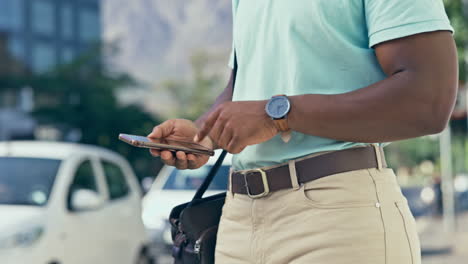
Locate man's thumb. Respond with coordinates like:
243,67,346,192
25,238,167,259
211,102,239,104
148,120,175,138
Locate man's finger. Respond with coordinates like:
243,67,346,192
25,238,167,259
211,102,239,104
149,149,160,157
187,154,198,169
148,120,175,139
195,110,221,142
208,119,225,145
227,137,244,154
160,150,176,166
217,126,232,150
175,151,188,170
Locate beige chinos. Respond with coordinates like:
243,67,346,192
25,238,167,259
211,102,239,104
215,148,421,264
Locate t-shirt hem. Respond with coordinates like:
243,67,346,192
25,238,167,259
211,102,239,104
368,19,454,48
232,142,378,171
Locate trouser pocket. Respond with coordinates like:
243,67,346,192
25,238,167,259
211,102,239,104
300,169,381,209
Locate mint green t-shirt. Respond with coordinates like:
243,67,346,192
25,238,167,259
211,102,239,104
229,0,453,171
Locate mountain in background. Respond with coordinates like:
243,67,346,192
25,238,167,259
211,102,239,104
102,0,233,84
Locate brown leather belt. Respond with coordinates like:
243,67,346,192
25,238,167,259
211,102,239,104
230,146,387,198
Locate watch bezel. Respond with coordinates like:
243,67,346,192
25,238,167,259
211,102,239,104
265,95,291,119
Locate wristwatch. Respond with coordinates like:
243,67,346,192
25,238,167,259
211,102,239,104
265,95,291,132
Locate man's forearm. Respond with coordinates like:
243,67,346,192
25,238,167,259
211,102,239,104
288,69,457,143
195,32,457,149
195,70,234,128
287,31,458,143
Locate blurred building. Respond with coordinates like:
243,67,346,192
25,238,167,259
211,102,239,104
0,0,101,74
0,0,101,140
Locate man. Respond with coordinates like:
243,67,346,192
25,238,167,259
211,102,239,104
149,0,457,263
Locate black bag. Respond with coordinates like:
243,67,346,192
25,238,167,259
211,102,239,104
169,151,228,264
169,50,238,264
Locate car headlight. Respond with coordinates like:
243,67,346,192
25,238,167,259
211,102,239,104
0,226,44,249
454,175,468,193
420,187,435,204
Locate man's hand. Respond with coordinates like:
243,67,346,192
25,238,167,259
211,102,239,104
148,119,213,170
195,101,278,154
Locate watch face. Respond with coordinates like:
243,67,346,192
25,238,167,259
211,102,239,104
266,96,291,119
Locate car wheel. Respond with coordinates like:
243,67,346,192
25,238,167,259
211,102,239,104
136,252,155,264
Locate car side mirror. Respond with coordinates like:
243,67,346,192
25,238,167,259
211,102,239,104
71,189,103,211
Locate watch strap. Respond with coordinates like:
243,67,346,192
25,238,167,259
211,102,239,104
270,94,290,133
274,118,290,132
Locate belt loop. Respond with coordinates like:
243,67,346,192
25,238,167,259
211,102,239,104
379,147,388,168
373,144,383,171
288,160,300,190
229,167,234,196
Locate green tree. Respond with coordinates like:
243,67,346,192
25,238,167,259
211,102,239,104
161,51,223,120
0,45,163,180
444,0,468,80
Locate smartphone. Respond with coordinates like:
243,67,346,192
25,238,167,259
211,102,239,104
118,133,215,156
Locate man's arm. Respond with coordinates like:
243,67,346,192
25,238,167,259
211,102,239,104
197,31,458,153
287,31,458,142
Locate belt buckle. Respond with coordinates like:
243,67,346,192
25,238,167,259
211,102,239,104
243,169,270,199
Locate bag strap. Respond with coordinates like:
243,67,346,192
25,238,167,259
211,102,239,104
189,51,238,203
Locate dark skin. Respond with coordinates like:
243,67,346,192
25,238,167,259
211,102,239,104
149,31,458,170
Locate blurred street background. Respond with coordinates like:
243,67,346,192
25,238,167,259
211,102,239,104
0,0,468,263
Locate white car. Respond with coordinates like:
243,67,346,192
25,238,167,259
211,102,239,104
0,141,153,264
142,151,231,257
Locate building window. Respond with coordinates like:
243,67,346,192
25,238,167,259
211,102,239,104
78,8,100,43
32,0,55,36
61,4,74,41
62,47,75,64
7,36,25,61
0,0,24,31
32,42,56,73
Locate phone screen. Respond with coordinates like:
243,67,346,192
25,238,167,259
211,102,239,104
119,134,212,151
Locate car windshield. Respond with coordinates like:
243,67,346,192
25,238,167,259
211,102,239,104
163,165,229,191
0,157,61,206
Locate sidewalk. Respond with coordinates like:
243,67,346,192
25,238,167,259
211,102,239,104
422,213,468,264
